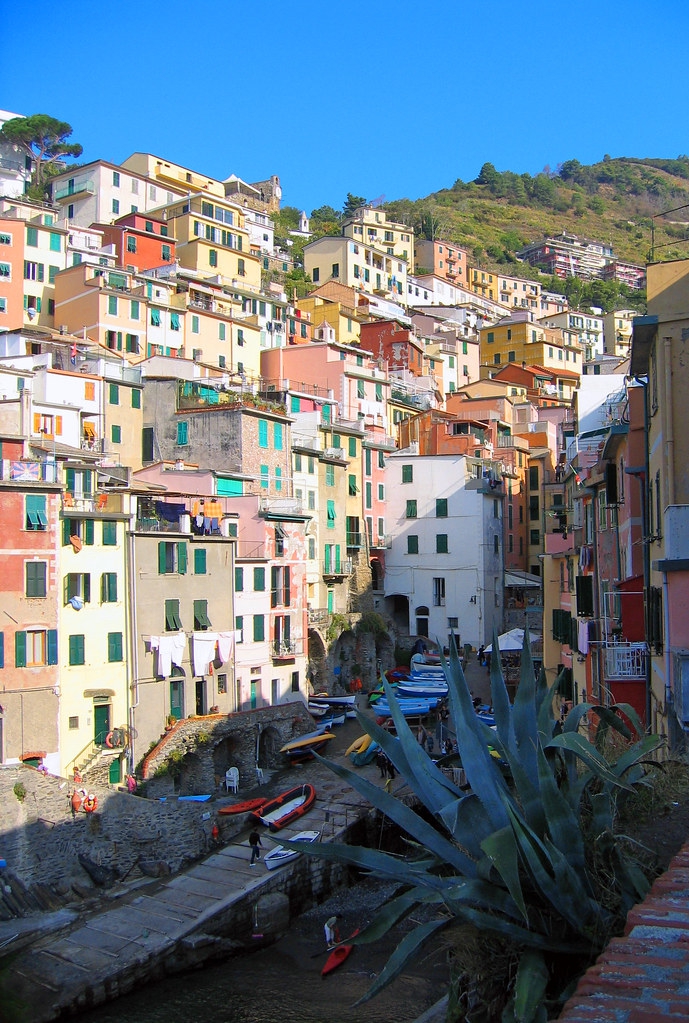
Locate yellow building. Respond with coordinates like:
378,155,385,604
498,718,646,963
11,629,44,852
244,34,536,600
467,264,497,302
496,273,541,312
121,153,226,199
479,313,582,402
296,284,364,346
342,206,414,269
161,195,260,290
58,475,130,781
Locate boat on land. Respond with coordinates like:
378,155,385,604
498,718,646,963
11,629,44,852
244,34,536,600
345,733,373,756
280,731,336,760
373,696,439,717
217,797,267,816
177,794,212,802
308,694,357,707
397,680,448,699
252,783,316,831
308,701,331,717
263,829,321,870
322,929,359,976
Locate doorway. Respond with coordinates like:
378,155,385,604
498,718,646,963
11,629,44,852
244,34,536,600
94,704,110,746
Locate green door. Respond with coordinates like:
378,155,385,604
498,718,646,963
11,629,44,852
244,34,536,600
109,757,121,785
170,680,183,720
94,704,110,746
250,679,258,710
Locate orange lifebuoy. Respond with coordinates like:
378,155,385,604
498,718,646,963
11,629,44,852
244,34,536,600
105,731,114,748
83,793,98,813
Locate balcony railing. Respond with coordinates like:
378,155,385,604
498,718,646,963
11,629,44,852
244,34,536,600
271,638,304,658
54,180,95,201
308,608,330,627
259,496,304,517
346,532,362,547
322,558,352,577
1,459,58,483
604,642,648,680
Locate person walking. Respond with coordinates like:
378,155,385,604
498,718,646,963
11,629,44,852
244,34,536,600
376,747,388,778
249,827,262,865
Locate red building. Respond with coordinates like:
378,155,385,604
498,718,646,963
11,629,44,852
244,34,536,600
98,213,176,273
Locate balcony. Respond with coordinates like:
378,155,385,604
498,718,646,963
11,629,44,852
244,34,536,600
322,558,352,578
259,496,304,517
308,608,330,627
65,492,123,514
271,638,304,660
346,531,362,548
0,459,58,484
54,180,95,202
604,643,648,680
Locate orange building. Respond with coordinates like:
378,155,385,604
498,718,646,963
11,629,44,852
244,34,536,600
0,217,24,329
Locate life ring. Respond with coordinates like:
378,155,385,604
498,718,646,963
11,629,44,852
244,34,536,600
105,729,123,748
83,793,98,813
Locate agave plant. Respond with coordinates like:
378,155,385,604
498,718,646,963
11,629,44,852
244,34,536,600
293,630,663,1022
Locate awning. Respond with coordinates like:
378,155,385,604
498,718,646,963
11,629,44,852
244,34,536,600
505,571,542,589
83,422,96,439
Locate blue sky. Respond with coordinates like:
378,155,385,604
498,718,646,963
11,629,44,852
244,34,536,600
2,0,687,214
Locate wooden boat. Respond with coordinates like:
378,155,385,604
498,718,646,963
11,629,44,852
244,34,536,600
252,783,316,831
374,696,438,717
308,701,330,717
263,829,321,870
308,694,357,707
322,929,359,976
345,733,372,756
217,797,267,816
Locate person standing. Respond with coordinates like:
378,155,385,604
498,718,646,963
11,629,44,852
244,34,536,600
249,827,262,865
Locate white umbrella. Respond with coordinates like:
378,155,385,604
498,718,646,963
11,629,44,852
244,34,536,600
484,628,540,653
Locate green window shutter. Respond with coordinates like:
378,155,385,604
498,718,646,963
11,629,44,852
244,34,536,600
284,565,291,607
253,615,265,642
375,383,383,401
165,599,182,631
47,629,58,664
254,567,265,591
407,535,418,554
436,498,448,517
348,474,357,496
275,467,282,491
177,542,187,574
348,437,357,457
194,600,211,629
402,465,413,483
327,499,335,528
15,630,26,667
325,465,334,487
273,423,283,450
50,232,61,252
177,421,188,445
235,566,243,591
66,467,75,495
83,574,91,603
109,383,119,405
194,548,207,574
436,534,448,553
131,388,141,408
158,542,167,574
69,634,84,665
62,518,71,546
84,519,94,545
258,420,268,447
111,424,121,444
271,566,278,608
26,226,37,246
260,465,269,489
102,520,116,545
406,500,417,518
108,632,123,662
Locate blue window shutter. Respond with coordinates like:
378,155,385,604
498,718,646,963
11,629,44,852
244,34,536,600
15,631,26,667
47,630,58,664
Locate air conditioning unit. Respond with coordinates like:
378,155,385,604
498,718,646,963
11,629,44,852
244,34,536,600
192,348,202,362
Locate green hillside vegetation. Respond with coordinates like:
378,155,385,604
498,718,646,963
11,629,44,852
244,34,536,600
277,157,689,312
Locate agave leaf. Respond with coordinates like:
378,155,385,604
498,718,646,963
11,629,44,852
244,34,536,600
437,791,497,856
453,903,593,954
313,752,479,876
588,790,614,837
613,701,645,738
354,918,449,1005
608,734,665,780
351,888,433,944
283,837,450,891
535,746,587,874
508,948,549,1023
511,631,540,788
443,876,525,921
480,823,528,921
546,732,635,790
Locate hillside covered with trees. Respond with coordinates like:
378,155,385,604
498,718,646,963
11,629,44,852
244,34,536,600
276,156,689,312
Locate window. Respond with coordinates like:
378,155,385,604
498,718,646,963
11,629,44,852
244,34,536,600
271,565,291,607
235,615,243,642
24,260,43,281
218,322,226,342
378,484,384,501
402,465,413,483
111,424,121,444
64,573,90,605
109,383,119,405
26,561,47,598
102,520,117,545
357,380,365,400
194,548,207,575
15,628,56,667
529,466,539,491
576,575,594,617
327,499,336,528
365,481,372,508
177,421,189,445
194,600,212,630
436,498,448,517
165,598,183,631
26,226,38,247
170,312,180,331
325,464,334,487
26,494,47,530
378,450,386,469
348,474,358,496
235,566,244,592
112,171,120,187
253,615,265,642
127,235,137,253
131,388,141,409
108,632,123,662
0,261,11,279
273,423,283,450
150,308,161,327
112,199,120,214
331,262,339,278
191,315,200,334
209,249,218,267
406,499,417,518
158,541,187,575
162,244,171,261
436,534,448,554
62,517,94,546
48,264,59,283
69,634,85,666
260,464,269,489
433,577,446,606
101,572,117,603
407,534,419,554
258,420,268,448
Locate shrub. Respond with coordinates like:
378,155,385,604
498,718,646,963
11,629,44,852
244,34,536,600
13,782,26,802
305,632,662,1022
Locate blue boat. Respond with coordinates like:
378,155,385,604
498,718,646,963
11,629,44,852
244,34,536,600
374,696,438,717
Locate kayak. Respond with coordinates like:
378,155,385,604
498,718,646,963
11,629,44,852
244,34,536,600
322,929,359,977
217,797,267,816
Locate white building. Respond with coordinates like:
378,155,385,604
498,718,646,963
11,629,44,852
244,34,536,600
0,110,32,198
382,448,504,650
50,160,186,228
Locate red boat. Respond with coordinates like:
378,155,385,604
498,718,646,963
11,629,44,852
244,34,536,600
251,783,316,832
217,797,267,816
322,929,359,977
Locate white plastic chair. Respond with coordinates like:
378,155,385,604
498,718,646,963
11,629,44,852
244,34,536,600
255,766,265,786
225,767,239,793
